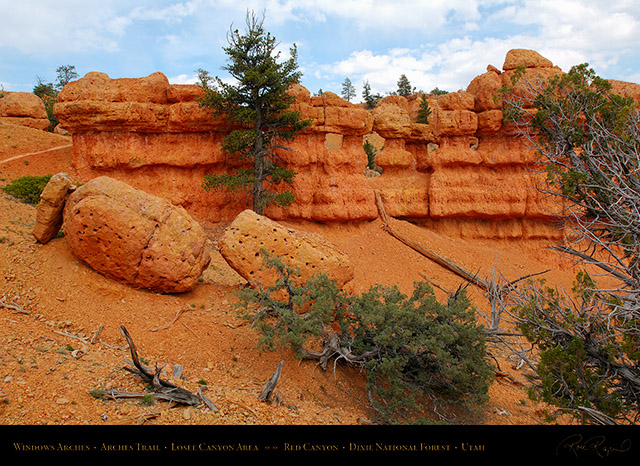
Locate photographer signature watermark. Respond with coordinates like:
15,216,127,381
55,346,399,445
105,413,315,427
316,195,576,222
557,434,631,458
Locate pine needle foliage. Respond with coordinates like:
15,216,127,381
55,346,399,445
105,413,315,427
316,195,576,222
199,10,311,214
236,250,494,423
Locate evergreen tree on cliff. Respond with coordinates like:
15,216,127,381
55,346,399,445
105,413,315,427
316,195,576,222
200,10,310,215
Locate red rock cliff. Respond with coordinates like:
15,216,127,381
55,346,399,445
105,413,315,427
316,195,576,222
53,49,640,239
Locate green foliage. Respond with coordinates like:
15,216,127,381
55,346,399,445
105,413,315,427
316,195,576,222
363,139,382,173
515,272,638,423
416,94,432,124
237,250,494,423
32,66,77,132
341,77,356,102
195,68,213,89
33,77,58,131
502,63,640,423
89,389,106,400
1,175,52,204
32,77,56,99
430,87,449,95
397,74,414,97
199,11,311,215
54,65,78,90
349,282,493,420
362,80,381,109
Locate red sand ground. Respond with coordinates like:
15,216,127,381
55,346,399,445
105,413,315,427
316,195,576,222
0,121,581,426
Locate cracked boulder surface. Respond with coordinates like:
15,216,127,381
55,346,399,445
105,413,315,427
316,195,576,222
62,176,211,293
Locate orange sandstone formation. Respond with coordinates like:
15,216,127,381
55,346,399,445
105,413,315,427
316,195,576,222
53,49,634,240
0,91,50,131
63,176,211,293
218,209,354,289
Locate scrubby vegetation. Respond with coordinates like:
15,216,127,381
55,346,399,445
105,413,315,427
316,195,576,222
1,174,51,204
235,250,494,424
33,65,78,132
416,94,432,124
497,63,640,425
363,139,382,174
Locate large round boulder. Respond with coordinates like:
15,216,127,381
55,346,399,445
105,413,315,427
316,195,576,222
62,176,211,293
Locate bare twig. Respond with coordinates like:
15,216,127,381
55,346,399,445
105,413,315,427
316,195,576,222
90,324,103,344
0,298,29,314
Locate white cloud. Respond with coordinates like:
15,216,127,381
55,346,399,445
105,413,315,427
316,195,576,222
498,0,640,71
2,0,640,93
168,73,198,85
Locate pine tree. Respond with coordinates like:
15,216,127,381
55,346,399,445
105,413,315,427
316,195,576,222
397,74,414,96
341,77,356,102
55,65,78,91
416,94,432,124
362,80,381,108
199,11,311,215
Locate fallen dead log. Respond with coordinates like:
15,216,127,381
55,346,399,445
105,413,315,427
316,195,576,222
374,192,491,291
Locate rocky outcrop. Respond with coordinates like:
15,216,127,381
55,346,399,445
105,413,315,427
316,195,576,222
53,48,635,240
218,209,354,288
54,76,376,223
32,173,77,243
0,92,50,131
62,176,211,293
367,48,566,239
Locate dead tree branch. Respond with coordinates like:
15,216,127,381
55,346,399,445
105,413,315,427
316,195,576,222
108,326,203,406
375,191,490,291
259,360,283,403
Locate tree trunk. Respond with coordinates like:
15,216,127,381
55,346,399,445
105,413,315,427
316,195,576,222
253,106,264,215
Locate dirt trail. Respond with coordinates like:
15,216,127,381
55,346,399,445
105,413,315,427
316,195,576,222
0,122,581,427
0,144,73,165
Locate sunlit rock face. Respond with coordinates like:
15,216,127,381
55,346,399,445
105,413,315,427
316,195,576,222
0,91,50,131
55,49,639,240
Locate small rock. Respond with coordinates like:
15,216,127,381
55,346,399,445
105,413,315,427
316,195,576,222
32,173,77,244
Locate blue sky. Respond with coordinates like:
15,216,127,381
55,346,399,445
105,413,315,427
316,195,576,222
2,0,640,99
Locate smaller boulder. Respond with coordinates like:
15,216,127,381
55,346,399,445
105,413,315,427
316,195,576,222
502,49,554,71
32,173,77,243
219,210,354,288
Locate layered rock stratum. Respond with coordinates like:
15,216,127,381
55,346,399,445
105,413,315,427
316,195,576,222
52,49,640,240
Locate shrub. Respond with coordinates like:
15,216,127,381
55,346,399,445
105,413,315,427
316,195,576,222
363,139,382,173
514,272,639,423
1,175,52,204
416,94,432,124
501,63,640,424
236,250,494,423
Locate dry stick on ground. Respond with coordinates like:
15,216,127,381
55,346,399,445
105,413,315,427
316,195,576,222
0,298,29,314
150,307,195,332
259,360,284,403
374,191,490,291
419,271,452,295
90,324,103,344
